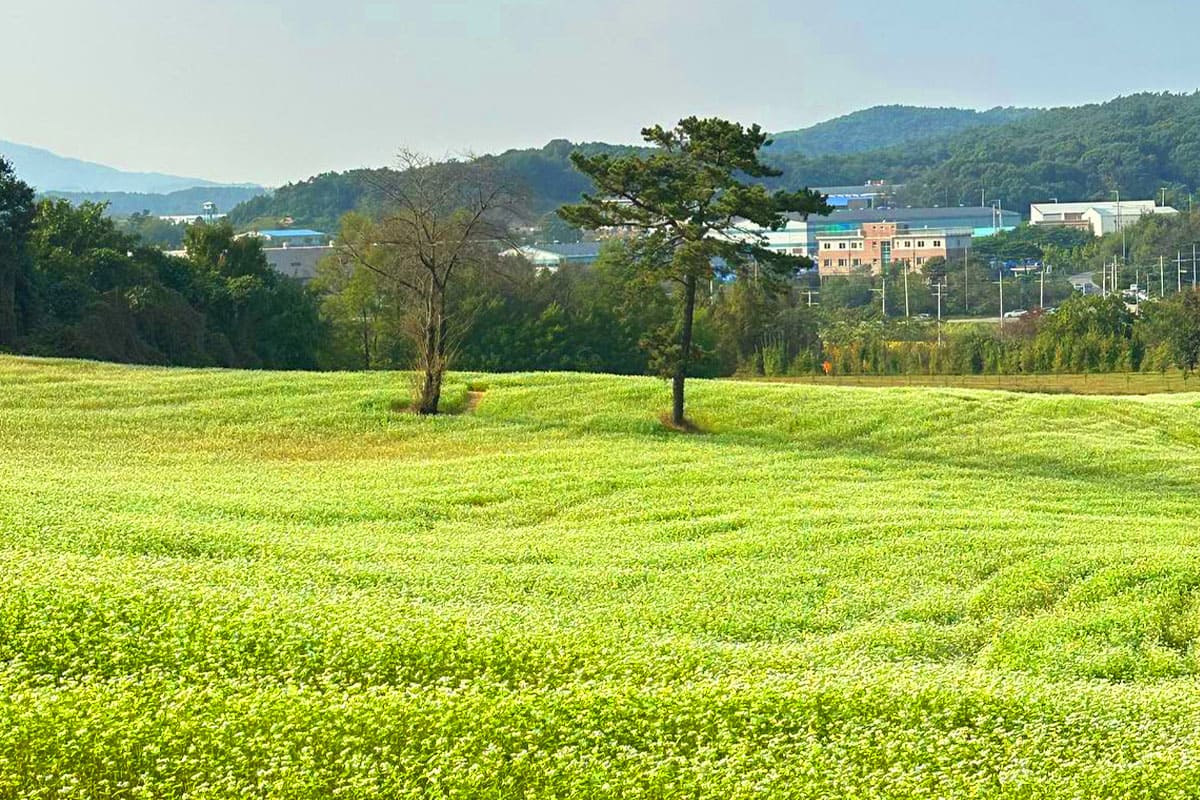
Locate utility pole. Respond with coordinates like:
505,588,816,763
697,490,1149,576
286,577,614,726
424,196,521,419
1178,250,1185,293
1116,189,1126,264
1039,265,1045,308
964,249,970,314
995,268,1005,331
903,262,910,318
1161,255,1166,298
1193,243,1197,289
870,274,887,320
933,282,946,347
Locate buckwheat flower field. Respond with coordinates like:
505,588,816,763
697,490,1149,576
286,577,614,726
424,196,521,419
4,355,1200,798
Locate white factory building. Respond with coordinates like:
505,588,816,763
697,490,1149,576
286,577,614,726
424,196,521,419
1030,200,1178,237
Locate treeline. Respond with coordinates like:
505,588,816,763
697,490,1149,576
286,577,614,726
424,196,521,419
810,294,1195,378
1,157,322,367
313,234,1200,379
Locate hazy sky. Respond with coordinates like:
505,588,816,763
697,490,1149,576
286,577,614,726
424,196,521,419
4,0,1198,186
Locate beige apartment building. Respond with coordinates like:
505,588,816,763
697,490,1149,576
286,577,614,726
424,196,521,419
816,222,972,276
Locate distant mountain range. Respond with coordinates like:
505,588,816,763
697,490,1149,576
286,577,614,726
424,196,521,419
0,139,263,195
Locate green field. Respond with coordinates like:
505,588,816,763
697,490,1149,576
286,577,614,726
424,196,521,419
5,356,1200,798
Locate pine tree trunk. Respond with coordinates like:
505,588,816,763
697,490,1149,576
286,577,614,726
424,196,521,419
672,273,698,427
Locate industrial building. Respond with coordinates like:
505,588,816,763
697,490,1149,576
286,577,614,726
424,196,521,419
815,222,973,276
505,206,1020,277
501,241,605,271
234,229,335,281
744,205,1020,261
813,181,900,210
238,229,331,248
1029,200,1178,237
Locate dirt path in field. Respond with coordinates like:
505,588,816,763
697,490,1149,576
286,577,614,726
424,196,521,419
464,390,485,413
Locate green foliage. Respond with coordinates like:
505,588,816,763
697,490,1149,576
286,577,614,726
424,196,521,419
0,156,36,347
1144,289,1200,372
971,224,1094,262
5,202,324,368
117,211,188,249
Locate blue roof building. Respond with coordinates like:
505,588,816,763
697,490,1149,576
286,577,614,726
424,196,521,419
237,229,330,247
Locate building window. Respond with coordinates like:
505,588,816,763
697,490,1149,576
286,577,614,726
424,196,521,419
837,258,846,267
905,240,912,247
916,257,925,265
917,240,925,248
933,240,941,247
852,258,860,266
823,242,831,249
838,242,847,249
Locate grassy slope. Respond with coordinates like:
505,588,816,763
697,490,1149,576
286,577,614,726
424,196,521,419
4,357,1200,797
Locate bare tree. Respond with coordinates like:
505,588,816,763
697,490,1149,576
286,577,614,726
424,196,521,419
340,151,519,414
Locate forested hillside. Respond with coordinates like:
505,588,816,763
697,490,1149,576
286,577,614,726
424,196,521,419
764,93,1200,212
226,93,1200,231
765,105,1039,156
226,141,646,229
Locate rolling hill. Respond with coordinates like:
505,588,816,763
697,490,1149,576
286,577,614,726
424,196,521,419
765,104,1040,156
4,356,1200,796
